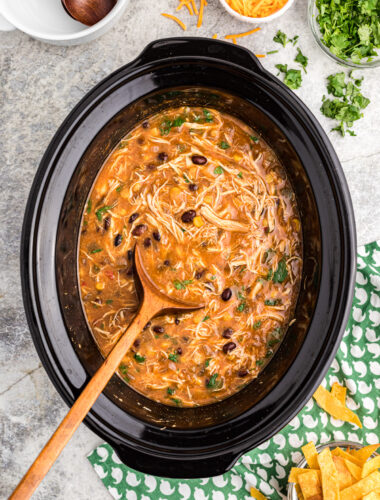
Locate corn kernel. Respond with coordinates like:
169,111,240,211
96,282,105,291
193,216,204,227
119,208,127,216
223,313,232,321
204,195,213,204
233,154,242,162
170,187,183,201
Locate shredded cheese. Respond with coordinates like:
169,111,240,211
225,27,261,39
177,0,194,15
226,0,289,18
161,13,187,31
197,0,206,27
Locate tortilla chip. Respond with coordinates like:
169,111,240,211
250,487,268,500
289,468,321,483
333,455,354,489
340,471,380,500
351,444,380,464
302,442,320,469
331,382,347,405
313,386,362,428
295,483,305,500
362,456,380,478
298,470,322,499
318,448,340,500
333,447,362,466
362,493,380,500
344,459,363,481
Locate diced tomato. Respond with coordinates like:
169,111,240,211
104,269,115,280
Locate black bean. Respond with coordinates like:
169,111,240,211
238,369,249,377
103,216,111,230
143,321,151,330
222,328,233,339
143,237,152,248
189,183,198,192
223,342,237,354
176,347,182,355
137,137,144,145
158,152,168,162
146,163,156,171
129,213,139,223
142,121,149,129
175,318,180,325
195,269,205,280
133,339,140,348
191,155,207,165
132,224,147,236
114,234,122,247
163,259,170,266
94,298,102,305
221,288,232,301
127,250,133,260
181,210,196,223
153,325,164,334
153,231,161,241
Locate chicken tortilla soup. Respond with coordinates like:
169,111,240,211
79,107,302,407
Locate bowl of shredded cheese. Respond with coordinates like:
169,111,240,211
219,0,295,23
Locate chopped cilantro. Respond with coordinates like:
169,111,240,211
295,48,308,73
276,64,302,89
315,0,380,63
273,259,288,283
173,279,193,290
171,398,182,406
214,166,224,175
202,315,210,322
134,353,145,363
237,172,243,179
253,321,262,329
273,30,289,47
86,199,92,214
183,173,191,183
265,298,281,306
206,373,222,389
160,116,185,135
256,359,264,366
250,135,259,143
168,353,178,362
267,50,279,55
203,108,213,122
90,248,102,254
106,299,113,305
205,358,211,368
95,204,115,221
321,71,370,136
116,183,125,193
219,141,230,150
167,387,175,395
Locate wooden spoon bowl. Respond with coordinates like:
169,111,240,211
62,0,117,26
10,245,204,499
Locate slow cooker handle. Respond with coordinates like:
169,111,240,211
134,37,265,75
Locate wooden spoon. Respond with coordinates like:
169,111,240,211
62,0,117,26
10,245,204,500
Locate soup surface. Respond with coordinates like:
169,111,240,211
79,107,302,407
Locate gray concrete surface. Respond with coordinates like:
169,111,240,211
1,0,379,498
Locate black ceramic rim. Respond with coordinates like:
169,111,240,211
20,38,356,477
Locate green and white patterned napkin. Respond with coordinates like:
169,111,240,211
88,241,380,500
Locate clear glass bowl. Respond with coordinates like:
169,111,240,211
287,441,379,499
308,0,380,69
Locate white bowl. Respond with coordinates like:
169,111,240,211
218,0,295,23
0,0,129,45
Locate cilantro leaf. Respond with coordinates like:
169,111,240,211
273,259,288,283
273,30,289,47
294,48,308,73
174,279,193,290
219,141,230,150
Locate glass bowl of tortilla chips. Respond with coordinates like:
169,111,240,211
287,441,380,500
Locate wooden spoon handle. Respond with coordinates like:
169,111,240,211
9,300,154,500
